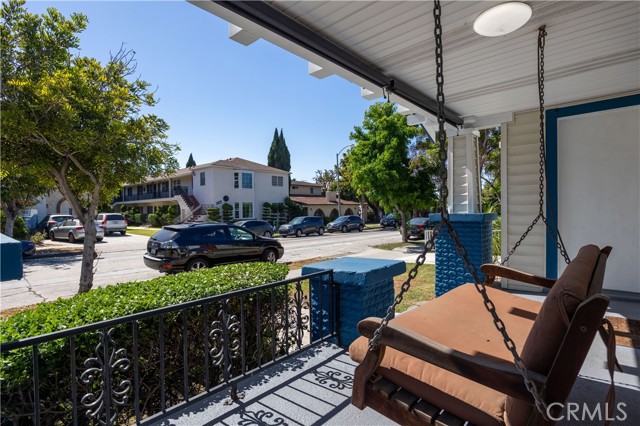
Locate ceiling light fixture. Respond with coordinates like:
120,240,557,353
473,2,532,37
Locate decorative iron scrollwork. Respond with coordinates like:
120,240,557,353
287,282,309,349
79,328,131,425
209,299,241,382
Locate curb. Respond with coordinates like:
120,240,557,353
25,250,83,260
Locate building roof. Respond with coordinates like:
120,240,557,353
131,157,289,184
291,180,322,187
289,196,362,206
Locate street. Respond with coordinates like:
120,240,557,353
1,228,418,312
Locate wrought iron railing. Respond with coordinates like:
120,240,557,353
0,270,337,425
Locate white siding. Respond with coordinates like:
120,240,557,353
502,110,546,290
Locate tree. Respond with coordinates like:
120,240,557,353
313,169,335,192
478,127,501,213
186,153,196,168
267,127,291,172
1,0,179,293
348,102,437,241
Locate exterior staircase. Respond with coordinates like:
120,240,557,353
173,193,205,224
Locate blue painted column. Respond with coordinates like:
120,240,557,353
0,233,23,281
302,257,406,348
428,213,497,297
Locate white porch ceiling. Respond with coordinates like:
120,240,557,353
192,1,640,128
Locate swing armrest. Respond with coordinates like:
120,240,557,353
480,264,556,289
358,317,545,403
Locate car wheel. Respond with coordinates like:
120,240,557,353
318,227,324,236
49,231,56,241
107,231,113,235
97,237,103,242
68,233,76,243
261,249,277,264
186,258,209,271
263,231,272,238
358,224,364,232
121,230,126,235
295,229,302,237
341,225,347,233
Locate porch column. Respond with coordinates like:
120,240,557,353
302,258,406,348
448,132,481,213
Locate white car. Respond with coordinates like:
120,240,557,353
95,213,128,235
49,219,105,243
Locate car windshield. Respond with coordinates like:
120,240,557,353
235,221,247,226
409,218,427,225
334,217,347,222
290,217,304,225
151,229,178,242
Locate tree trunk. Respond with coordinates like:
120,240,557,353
77,216,98,294
2,202,19,237
398,208,408,242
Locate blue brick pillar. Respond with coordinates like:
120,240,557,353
428,213,497,297
301,258,406,348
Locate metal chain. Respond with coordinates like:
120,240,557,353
369,4,551,419
500,27,571,267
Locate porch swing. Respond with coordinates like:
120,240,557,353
349,2,618,425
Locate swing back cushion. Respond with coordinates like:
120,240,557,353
349,244,605,426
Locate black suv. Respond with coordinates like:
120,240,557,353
143,223,284,273
36,214,74,236
326,215,364,233
278,216,324,237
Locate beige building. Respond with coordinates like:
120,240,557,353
289,182,368,220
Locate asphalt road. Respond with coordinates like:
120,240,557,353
1,227,409,311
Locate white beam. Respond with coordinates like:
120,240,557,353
228,23,259,46
308,62,333,79
360,86,382,100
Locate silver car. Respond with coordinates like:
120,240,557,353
49,219,105,243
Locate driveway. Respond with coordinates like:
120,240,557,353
1,228,424,312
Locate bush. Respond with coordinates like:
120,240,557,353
222,203,233,223
0,262,289,425
148,213,161,227
207,207,221,222
0,212,28,239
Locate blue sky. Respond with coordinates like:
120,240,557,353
26,1,375,181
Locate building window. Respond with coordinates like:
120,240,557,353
147,206,154,214
200,172,205,186
242,202,253,218
272,176,284,187
126,187,133,196
242,173,252,189
234,202,240,219
310,187,315,195
234,172,239,188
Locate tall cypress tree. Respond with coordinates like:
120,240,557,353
267,128,280,168
279,129,291,172
186,153,196,168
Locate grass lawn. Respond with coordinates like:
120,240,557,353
393,263,435,313
126,227,160,237
374,241,423,251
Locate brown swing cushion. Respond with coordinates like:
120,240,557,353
349,244,602,426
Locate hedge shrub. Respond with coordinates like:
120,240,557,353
0,262,289,425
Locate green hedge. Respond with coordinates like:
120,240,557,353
0,262,289,425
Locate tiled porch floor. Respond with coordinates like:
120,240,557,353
151,340,639,426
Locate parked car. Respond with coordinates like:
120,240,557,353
49,219,105,243
95,213,128,235
326,215,364,233
380,214,400,228
407,217,431,239
235,219,274,238
21,240,36,257
278,216,324,237
36,214,74,236
143,223,285,273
